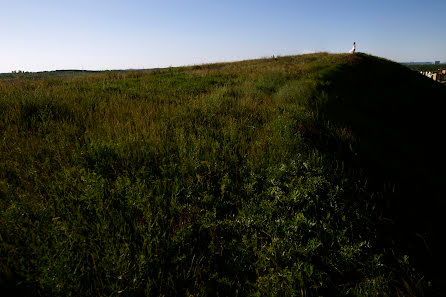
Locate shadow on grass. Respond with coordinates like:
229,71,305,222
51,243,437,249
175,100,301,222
310,53,446,293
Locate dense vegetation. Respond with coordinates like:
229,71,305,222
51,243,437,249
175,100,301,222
1,53,446,296
405,63,446,72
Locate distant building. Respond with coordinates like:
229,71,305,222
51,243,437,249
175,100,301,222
435,61,440,65
420,69,446,83
402,62,433,65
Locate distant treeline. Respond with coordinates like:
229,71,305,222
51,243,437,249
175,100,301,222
0,69,163,81
405,64,446,72
0,70,100,81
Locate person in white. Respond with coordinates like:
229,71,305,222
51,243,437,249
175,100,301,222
350,42,356,54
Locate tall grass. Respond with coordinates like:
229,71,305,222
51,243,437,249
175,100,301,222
1,53,445,296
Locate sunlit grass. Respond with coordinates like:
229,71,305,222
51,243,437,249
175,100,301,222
1,53,446,296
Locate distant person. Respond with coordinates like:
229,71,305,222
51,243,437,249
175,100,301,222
350,42,356,54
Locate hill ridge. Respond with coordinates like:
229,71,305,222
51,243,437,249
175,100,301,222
1,52,446,296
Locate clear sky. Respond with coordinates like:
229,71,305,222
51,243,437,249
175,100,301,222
1,0,445,72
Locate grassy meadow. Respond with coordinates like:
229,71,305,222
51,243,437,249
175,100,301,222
1,53,446,296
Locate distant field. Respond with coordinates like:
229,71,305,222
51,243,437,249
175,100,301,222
1,53,446,296
0,70,100,81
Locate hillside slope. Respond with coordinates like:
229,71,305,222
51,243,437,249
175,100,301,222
311,54,446,293
1,53,446,296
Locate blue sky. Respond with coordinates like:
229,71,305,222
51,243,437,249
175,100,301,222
1,0,445,72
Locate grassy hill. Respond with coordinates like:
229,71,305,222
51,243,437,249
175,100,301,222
1,53,446,296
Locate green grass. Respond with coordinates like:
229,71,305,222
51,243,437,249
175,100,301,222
1,53,446,296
